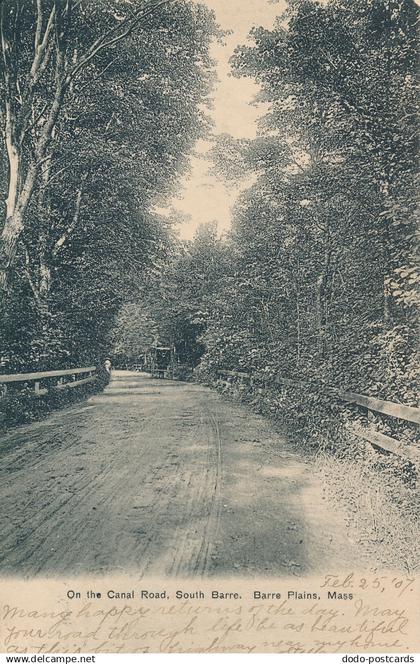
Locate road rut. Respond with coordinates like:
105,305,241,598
0,371,366,577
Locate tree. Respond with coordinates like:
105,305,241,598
197,0,418,408
0,0,175,289
0,0,222,370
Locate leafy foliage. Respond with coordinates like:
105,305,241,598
111,222,230,366
194,0,419,448
0,0,220,372
105,0,419,440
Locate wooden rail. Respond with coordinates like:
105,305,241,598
274,376,420,424
334,390,420,425
0,366,97,397
217,369,420,466
354,427,420,466
0,366,96,383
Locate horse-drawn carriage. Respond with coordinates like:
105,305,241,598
144,345,175,379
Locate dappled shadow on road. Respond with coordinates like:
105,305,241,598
0,371,359,578
144,411,314,578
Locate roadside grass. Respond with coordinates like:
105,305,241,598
0,369,110,440
209,380,419,572
315,447,420,573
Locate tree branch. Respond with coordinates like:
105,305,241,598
53,173,87,255
34,0,44,52
24,245,41,305
33,1,69,161
30,5,56,83
77,56,121,92
16,5,56,146
65,0,174,89
38,160,76,189
0,4,14,125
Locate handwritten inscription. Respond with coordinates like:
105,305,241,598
0,575,418,653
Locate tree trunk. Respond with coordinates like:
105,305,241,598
0,212,24,291
0,159,38,290
316,273,325,354
38,153,53,305
0,129,22,289
4,134,19,220
296,289,301,366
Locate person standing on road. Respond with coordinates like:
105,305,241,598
104,358,112,374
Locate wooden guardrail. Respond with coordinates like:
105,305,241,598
0,366,97,397
332,390,420,425
217,369,420,466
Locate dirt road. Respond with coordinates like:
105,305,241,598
0,371,365,577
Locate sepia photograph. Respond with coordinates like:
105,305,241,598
0,0,419,655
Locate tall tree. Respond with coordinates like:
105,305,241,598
0,0,177,289
197,0,418,406
0,0,221,370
